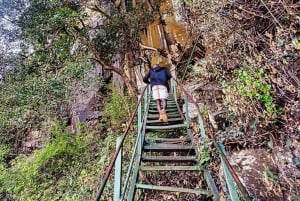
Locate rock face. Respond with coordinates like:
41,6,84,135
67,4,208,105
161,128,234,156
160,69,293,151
68,65,103,133
69,87,100,132
220,149,282,200
21,130,44,153
181,80,223,120
220,148,300,201
0,0,28,73
182,102,203,119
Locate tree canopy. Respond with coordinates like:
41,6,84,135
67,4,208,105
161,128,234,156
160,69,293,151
18,0,156,97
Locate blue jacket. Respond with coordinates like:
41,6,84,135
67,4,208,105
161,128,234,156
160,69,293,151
143,66,172,90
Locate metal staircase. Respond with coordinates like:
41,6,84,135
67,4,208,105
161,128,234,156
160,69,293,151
94,79,251,201
126,95,214,200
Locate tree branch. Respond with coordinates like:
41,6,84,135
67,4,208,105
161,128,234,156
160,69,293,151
88,5,111,19
139,43,158,52
259,0,283,29
45,28,62,49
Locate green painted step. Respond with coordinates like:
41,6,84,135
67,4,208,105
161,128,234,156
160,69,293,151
145,137,191,143
148,108,179,114
135,184,211,195
149,101,175,105
149,101,176,105
149,105,178,110
149,105,177,109
146,123,187,130
141,155,197,162
147,113,181,119
149,101,176,104
143,143,193,152
149,106,177,110
146,117,183,124
148,107,177,110
140,165,200,171
150,97,175,100
148,110,179,114
150,100,176,103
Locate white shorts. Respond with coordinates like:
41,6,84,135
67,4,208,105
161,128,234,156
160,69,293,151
152,85,168,100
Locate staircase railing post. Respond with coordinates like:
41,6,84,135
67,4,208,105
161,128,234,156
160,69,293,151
184,94,190,128
138,95,141,131
144,87,148,118
138,95,142,153
171,78,177,101
218,142,240,201
114,137,122,201
197,112,206,140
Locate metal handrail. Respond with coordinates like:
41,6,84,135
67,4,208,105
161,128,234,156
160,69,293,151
94,86,148,201
181,34,202,82
119,86,150,200
126,86,150,200
171,77,251,200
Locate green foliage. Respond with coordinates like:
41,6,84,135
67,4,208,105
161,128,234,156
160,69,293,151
235,69,276,116
0,59,93,145
146,131,169,139
0,0,93,145
20,0,155,68
262,169,279,186
197,142,211,169
20,0,80,43
103,84,136,129
16,0,156,101
93,20,122,63
1,123,82,199
0,122,105,201
0,145,11,163
17,0,83,82
199,103,209,117
223,59,277,123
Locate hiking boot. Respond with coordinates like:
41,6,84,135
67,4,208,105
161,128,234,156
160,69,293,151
160,109,168,123
158,113,164,122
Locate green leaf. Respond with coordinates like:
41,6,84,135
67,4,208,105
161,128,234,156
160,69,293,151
267,141,273,149
292,38,300,50
285,139,292,148
293,157,300,166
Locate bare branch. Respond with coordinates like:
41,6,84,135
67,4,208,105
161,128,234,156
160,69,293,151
88,5,111,19
45,29,62,49
139,43,158,52
259,0,283,29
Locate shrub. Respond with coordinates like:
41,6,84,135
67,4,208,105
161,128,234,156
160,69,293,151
0,122,104,201
103,84,136,130
222,58,277,125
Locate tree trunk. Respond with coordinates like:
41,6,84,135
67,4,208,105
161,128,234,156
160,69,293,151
93,55,138,100
85,38,138,100
125,51,137,85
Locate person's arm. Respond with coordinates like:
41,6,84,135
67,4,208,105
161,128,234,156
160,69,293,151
164,69,172,92
143,71,150,84
166,69,172,80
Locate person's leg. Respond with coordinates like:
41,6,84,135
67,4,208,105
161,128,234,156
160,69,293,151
156,99,161,113
161,99,167,110
158,86,168,122
153,85,163,121
160,100,168,122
